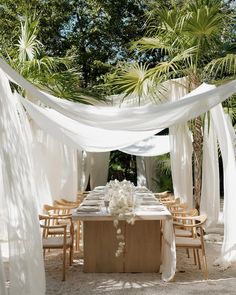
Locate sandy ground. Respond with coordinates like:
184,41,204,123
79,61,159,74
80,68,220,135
45,238,236,295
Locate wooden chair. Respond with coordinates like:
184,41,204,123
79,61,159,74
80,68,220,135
60,198,81,206
162,197,180,209
39,214,74,281
174,215,208,279
43,203,81,252
172,208,198,237
154,191,172,198
77,191,89,203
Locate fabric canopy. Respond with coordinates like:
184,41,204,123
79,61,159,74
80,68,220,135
120,135,170,156
1,57,236,295
1,57,236,133
20,96,156,152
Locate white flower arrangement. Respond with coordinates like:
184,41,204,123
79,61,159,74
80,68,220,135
105,179,136,257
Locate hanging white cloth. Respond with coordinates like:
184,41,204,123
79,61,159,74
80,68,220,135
30,122,53,208
136,156,148,187
170,124,193,207
200,113,220,229
225,114,236,157
30,122,78,205
0,69,45,295
136,157,158,191
169,78,193,207
89,152,110,190
77,150,91,192
20,97,157,152
1,58,236,133
120,135,170,156
211,104,236,266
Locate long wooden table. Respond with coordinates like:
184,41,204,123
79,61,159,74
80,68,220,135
73,201,172,273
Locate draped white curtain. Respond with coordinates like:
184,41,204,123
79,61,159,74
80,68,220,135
1,58,236,134
0,69,45,295
200,114,220,229
30,122,78,206
211,104,236,266
170,125,193,207
120,135,170,157
225,114,236,157
168,78,193,207
136,156,158,191
89,152,110,190
77,150,91,192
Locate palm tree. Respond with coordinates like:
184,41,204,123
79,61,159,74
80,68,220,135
2,15,103,104
109,0,236,209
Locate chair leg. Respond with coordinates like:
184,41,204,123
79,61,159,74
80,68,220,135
193,249,197,265
62,247,66,281
186,248,190,258
202,250,208,279
197,249,201,269
69,245,73,266
75,221,80,251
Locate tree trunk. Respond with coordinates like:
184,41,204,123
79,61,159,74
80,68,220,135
192,116,203,210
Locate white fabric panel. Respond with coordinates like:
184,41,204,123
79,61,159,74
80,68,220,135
211,104,236,265
0,69,45,295
1,58,236,132
225,114,236,156
136,157,148,187
120,135,170,156
160,219,176,281
0,158,7,295
169,78,193,208
34,80,236,130
143,157,157,192
31,123,54,208
58,145,77,201
200,114,220,229
20,97,156,152
136,157,158,191
89,152,110,190
31,125,78,203
77,151,91,192
170,126,193,207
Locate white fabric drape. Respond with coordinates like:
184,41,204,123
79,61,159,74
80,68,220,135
211,104,236,265
225,114,236,157
20,97,156,152
200,113,220,229
120,135,170,156
136,157,157,191
77,150,91,192
0,69,45,294
136,157,147,187
89,152,110,190
160,219,176,282
169,78,193,207
30,123,78,206
1,58,236,133
170,125,193,207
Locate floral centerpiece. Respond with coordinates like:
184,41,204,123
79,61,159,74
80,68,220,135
105,179,136,257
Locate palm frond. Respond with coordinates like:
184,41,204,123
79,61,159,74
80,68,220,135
17,18,42,62
109,63,151,98
205,54,236,77
132,37,176,56
146,46,196,80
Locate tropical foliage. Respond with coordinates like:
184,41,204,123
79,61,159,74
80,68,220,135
108,0,236,207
